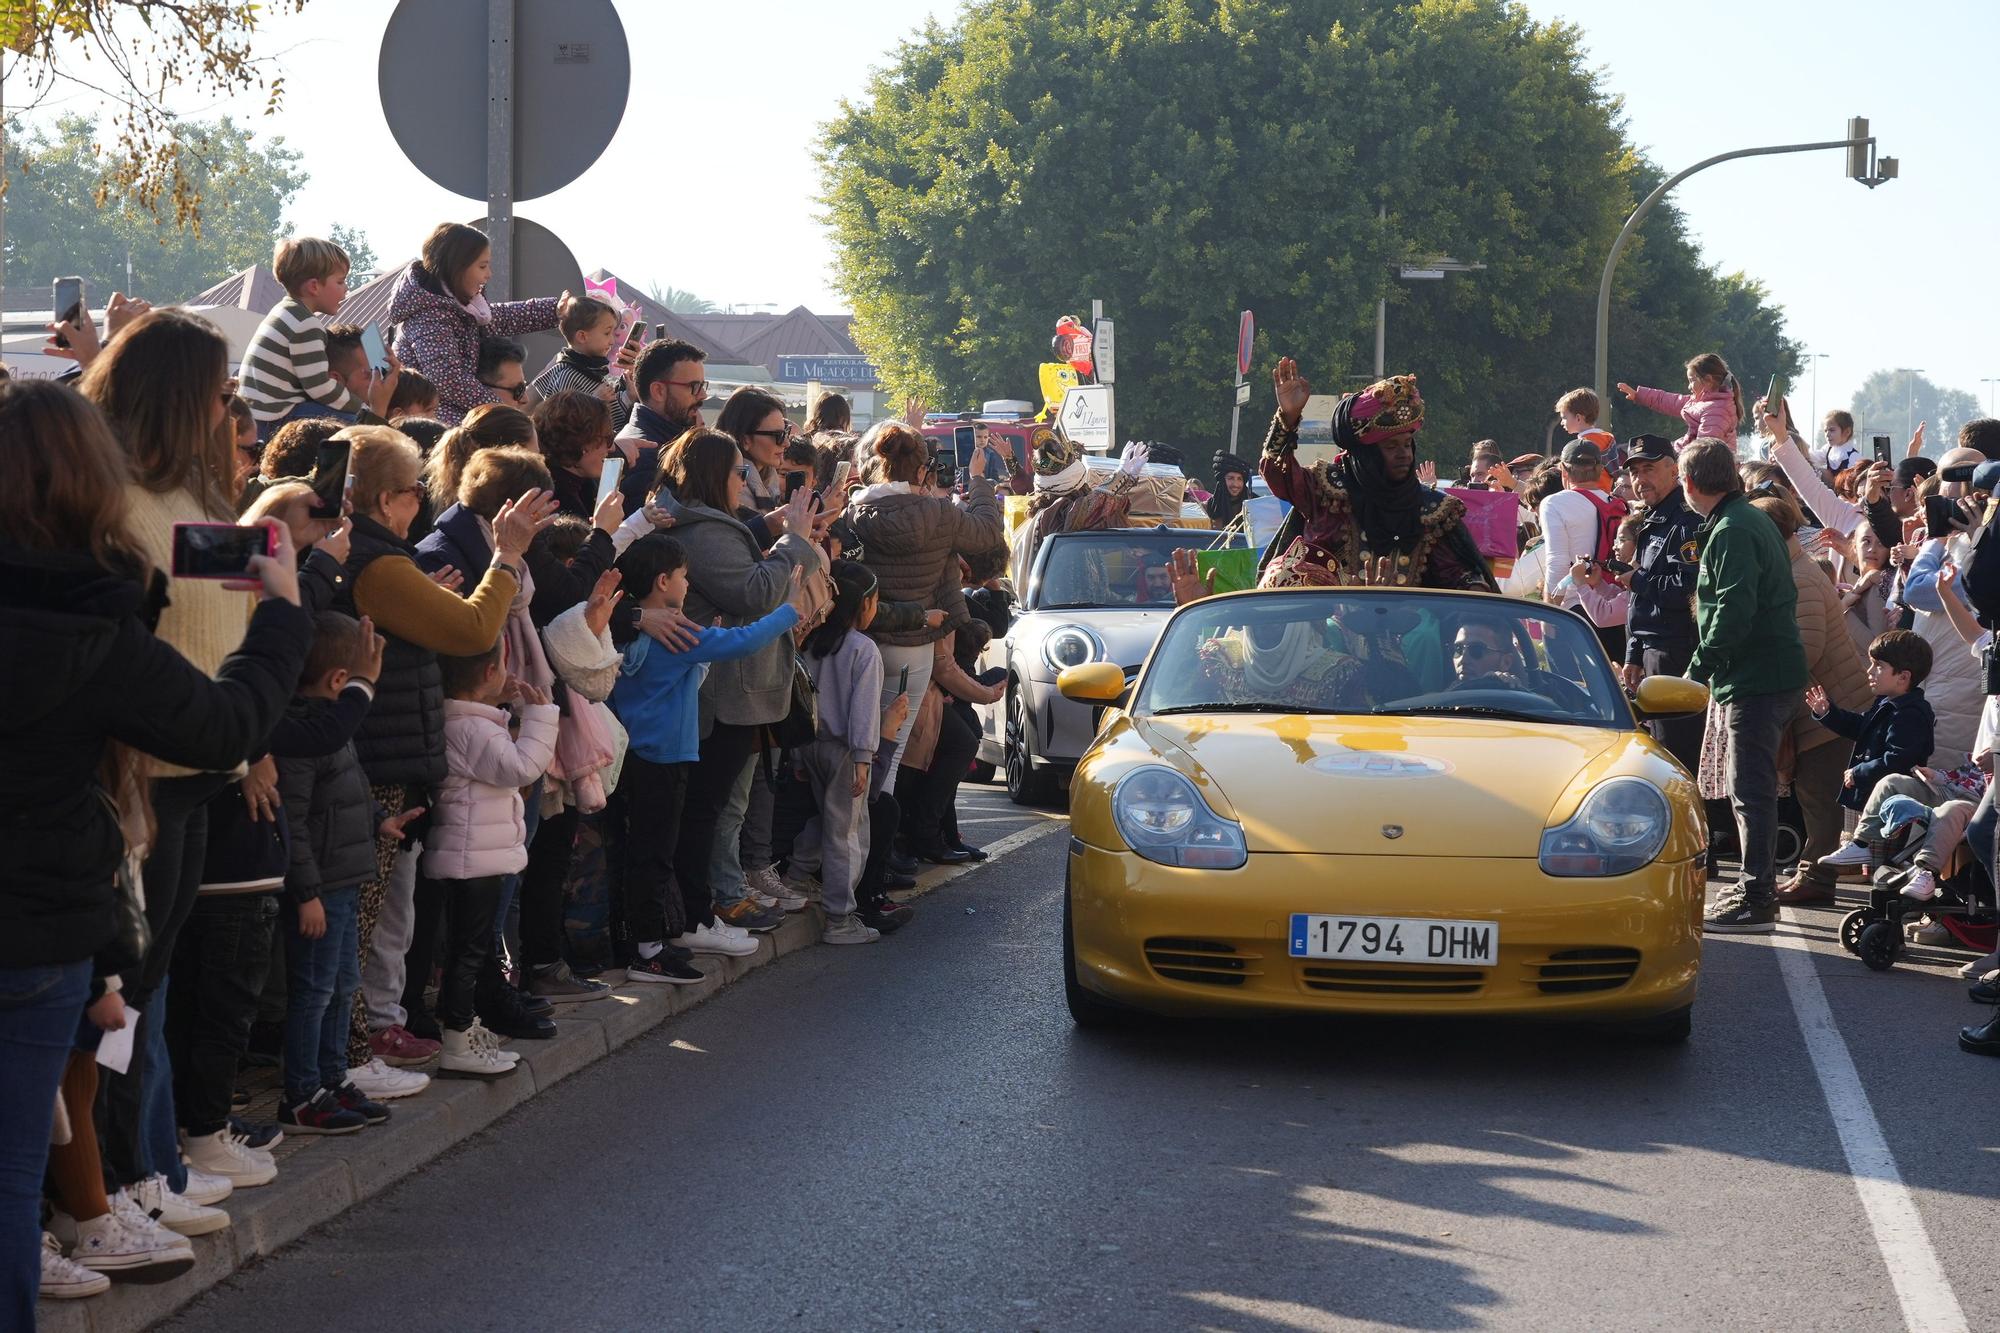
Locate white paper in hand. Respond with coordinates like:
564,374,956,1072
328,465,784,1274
96,1006,139,1075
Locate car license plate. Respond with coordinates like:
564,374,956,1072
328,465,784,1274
1288,914,1498,967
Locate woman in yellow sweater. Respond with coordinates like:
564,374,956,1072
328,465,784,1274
333,429,556,1068
80,309,260,1212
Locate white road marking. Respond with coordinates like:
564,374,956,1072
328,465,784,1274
1771,912,1969,1333
896,818,1066,902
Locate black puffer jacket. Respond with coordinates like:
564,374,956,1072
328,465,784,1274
846,478,1004,648
335,516,447,788
276,694,381,902
0,542,311,967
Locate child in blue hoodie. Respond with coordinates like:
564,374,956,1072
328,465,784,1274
608,534,803,980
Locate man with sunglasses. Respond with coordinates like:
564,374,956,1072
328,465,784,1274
614,339,710,515
1449,620,1524,688
476,337,531,407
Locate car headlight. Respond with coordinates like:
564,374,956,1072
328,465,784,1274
1538,777,1670,877
1111,766,1248,869
1042,624,1104,674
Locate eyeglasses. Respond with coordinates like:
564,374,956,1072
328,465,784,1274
1452,641,1499,661
745,426,792,443
482,379,528,402
665,379,709,398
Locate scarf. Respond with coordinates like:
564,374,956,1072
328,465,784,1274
460,293,493,325
558,347,611,376
1333,375,1427,552
1034,456,1088,494
1240,621,1320,693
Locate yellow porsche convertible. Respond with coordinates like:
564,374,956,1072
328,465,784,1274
1057,586,1710,1042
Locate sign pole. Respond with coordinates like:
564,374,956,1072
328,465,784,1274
484,0,515,301
1229,309,1256,459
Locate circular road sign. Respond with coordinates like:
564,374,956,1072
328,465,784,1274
1237,310,1256,379
467,213,581,367
379,0,630,202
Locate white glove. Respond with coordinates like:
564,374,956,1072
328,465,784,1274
1118,441,1151,477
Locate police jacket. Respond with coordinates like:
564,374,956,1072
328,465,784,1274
1625,486,1702,663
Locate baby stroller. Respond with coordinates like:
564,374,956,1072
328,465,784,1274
1840,797,1997,972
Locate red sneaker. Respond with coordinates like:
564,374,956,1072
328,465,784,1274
368,1024,441,1067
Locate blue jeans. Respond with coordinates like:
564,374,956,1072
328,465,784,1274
283,888,360,1105
255,399,353,443
0,959,91,1322
136,977,186,1194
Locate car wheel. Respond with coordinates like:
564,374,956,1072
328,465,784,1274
1627,1003,1692,1045
1005,689,1057,807
1063,875,1128,1029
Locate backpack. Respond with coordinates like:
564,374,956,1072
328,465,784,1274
1575,487,1629,564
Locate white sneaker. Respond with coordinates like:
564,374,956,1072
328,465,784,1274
682,921,758,957
711,918,751,942
63,1208,192,1274
348,1056,431,1100
782,867,821,901
821,913,882,946
40,1231,111,1298
177,1163,234,1206
125,1176,230,1237
1959,953,2000,980
181,1127,277,1188
749,864,809,911
1901,868,1939,901
1816,841,1873,869
440,1022,519,1077
1910,919,1953,946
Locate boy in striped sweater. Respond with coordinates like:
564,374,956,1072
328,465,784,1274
240,237,391,439
530,294,635,431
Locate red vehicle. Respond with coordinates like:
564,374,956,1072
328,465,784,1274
919,418,1036,492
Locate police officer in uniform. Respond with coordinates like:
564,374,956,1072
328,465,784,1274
1620,434,1703,771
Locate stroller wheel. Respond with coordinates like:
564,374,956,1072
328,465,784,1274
1858,920,1900,972
1840,909,1871,955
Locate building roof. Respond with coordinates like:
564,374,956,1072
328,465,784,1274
583,271,750,364
676,306,862,370
333,262,410,334
190,265,289,311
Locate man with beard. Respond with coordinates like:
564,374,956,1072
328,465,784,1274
614,338,708,514
1259,359,1494,591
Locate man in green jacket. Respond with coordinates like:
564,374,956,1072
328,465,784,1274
1680,438,1809,934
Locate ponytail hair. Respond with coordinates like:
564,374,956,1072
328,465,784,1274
806,559,878,659
1687,351,1744,432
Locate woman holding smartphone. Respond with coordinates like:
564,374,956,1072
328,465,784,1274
0,380,310,1313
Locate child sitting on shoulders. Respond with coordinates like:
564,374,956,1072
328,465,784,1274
530,294,633,431
425,640,560,1076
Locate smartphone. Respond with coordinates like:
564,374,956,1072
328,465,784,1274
654,322,670,342
1765,375,1782,415
1599,557,1633,575
359,324,390,374
306,441,350,521
784,468,810,497
953,424,977,468
596,456,625,513
1925,494,1963,536
898,665,910,696
831,460,852,491
171,522,275,580
53,275,83,324
1873,434,1894,466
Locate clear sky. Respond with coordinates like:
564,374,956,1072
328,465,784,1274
15,0,1996,422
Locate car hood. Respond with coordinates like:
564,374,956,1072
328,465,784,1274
1016,608,1174,678
1131,713,1629,857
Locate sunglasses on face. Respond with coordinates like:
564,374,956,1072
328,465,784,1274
745,425,793,443
482,379,528,401
1452,640,1500,661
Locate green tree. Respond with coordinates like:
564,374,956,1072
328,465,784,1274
1,0,309,225
818,0,1801,457
1849,370,1981,455
3,113,305,302
327,223,379,278
645,282,718,313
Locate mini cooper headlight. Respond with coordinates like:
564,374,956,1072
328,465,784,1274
1538,777,1671,877
1111,766,1248,870
1042,624,1104,674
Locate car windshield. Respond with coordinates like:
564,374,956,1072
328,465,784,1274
1134,591,1631,728
1033,533,1234,610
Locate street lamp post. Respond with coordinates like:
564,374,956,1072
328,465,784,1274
1895,368,1925,441
1595,118,1896,422
1372,204,1484,377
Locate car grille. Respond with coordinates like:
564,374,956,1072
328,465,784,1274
1297,965,1485,996
1528,947,1641,995
1144,938,1256,987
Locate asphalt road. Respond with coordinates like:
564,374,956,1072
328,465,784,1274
167,819,2000,1333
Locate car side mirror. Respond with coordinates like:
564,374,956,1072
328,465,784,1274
1633,675,1709,719
1058,662,1126,704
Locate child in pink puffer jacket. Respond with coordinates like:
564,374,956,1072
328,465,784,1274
1617,351,1744,449
422,639,559,1075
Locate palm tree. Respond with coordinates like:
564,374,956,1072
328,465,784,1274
646,281,718,314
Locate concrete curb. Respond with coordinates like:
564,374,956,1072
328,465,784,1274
38,818,1065,1333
